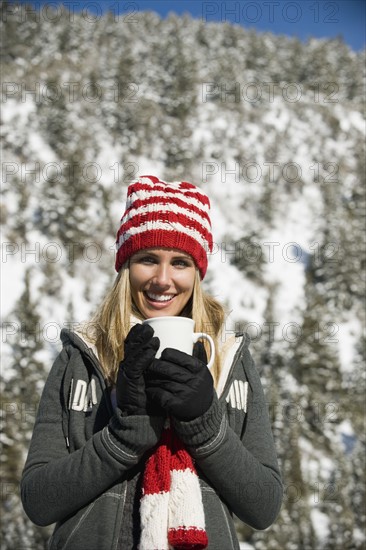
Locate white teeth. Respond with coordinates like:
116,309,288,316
146,292,174,302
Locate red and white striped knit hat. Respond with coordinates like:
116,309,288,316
115,175,213,279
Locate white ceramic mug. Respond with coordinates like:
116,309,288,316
142,316,215,369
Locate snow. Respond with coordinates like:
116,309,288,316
299,436,335,481
1,256,25,319
337,106,366,134
1,98,35,123
208,250,268,329
311,509,330,542
337,317,363,373
262,98,291,131
336,419,357,455
1,12,364,548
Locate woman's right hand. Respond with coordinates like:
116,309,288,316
116,323,159,415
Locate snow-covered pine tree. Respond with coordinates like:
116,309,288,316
1,269,52,548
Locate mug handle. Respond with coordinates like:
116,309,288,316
193,332,215,370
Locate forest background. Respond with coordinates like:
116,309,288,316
1,1,365,548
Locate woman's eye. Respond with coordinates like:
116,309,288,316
173,259,190,268
139,256,156,264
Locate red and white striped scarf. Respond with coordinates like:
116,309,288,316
140,425,208,550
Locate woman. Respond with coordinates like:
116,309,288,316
21,175,283,549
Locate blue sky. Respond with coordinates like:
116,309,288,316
10,0,366,51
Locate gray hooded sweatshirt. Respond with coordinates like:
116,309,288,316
21,329,283,549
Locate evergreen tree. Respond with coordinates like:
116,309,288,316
1,269,52,548
2,7,365,548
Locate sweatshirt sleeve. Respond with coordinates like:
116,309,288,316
21,348,164,527
172,345,283,530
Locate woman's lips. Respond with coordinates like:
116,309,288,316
144,291,176,309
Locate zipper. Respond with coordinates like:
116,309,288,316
84,347,114,417
218,333,249,401
61,329,114,451
219,500,236,550
63,330,127,549
112,481,128,550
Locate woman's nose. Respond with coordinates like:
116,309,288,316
152,264,171,286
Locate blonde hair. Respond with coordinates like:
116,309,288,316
79,267,225,387
191,271,225,386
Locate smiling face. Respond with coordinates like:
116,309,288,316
129,248,196,319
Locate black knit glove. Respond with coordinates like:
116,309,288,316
116,324,159,415
145,346,214,421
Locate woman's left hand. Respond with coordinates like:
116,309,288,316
116,323,159,415
145,348,214,421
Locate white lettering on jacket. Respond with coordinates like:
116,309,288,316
69,379,98,411
226,380,248,412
